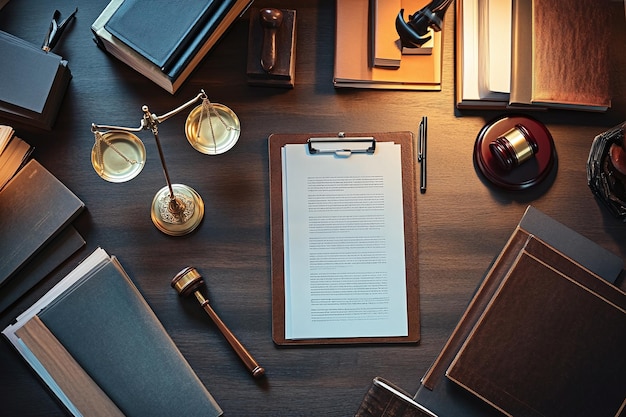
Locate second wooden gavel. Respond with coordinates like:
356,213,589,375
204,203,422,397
171,267,265,378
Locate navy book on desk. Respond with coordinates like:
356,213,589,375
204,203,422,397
0,31,71,130
0,159,84,287
92,0,252,93
3,248,223,417
104,0,220,70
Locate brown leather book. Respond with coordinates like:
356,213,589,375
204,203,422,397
510,0,611,111
414,206,624,417
446,236,626,417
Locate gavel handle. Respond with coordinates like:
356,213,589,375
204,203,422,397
195,291,265,378
261,27,277,72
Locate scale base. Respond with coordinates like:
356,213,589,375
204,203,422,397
151,184,204,236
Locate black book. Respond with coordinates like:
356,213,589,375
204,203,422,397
92,0,252,94
0,31,71,130
0,226,85,314
104,0,220,71
0,159,84,287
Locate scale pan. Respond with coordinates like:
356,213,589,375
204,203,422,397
185,103,240,155
91,131,146,183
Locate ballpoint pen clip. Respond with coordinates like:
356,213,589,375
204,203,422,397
418,116,427,193
418,120,424,162
42,7,77,52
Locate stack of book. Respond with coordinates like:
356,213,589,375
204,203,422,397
0,125,32,191
334,0,443,90
456,0,611,111
0,30,72,130
3,248,223,417
92,0,254,94
0,149,85,314
413,206,626,417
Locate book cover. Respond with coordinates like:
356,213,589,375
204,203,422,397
510,0,611,111
446,240,626,417
3,248,223,417
508,0,534,108
371,0,402,68
531,0,611,111
92,0,251,93
104,0,219,69
0,31,72,129
518,206,623,283
162,0,239,79
0,31,62,114
0,226,85,314
414,206,625,417
334,0,442,90
0,159,84,286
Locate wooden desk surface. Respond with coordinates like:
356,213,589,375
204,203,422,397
1,1,625,416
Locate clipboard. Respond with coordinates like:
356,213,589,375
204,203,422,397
268,131,420,345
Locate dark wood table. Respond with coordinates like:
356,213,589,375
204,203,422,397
1,1,625,416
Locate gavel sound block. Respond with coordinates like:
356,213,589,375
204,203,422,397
246,8,296,88
171,267,265,378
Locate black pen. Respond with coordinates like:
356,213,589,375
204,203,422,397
42,7,77,52
418,116,427,193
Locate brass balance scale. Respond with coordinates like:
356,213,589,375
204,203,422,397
90,90,240,236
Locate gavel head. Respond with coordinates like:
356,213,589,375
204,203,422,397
171,267,205,297
489,124,539,172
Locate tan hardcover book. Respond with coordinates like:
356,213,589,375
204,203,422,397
371,0,402,68
334,0,442,90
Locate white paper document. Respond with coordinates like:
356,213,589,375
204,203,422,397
281,141,408,339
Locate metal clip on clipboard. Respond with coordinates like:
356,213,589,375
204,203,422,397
307,133,376,157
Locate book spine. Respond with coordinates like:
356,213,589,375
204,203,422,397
164,0,236,79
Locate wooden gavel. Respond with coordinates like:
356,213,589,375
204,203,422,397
171,267,265,378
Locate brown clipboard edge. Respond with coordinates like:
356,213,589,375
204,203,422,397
268,131,420,346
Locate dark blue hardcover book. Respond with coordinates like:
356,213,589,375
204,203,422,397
37,256,223,417
164,0,238,79
104,0,220,70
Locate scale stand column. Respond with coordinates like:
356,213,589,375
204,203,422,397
140,104,205,236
